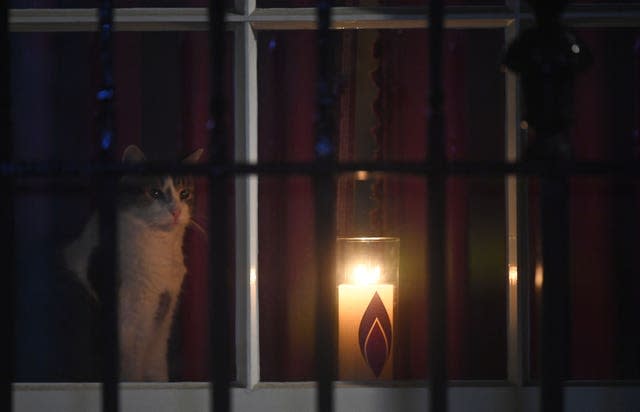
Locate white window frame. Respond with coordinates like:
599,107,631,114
9,2,640,411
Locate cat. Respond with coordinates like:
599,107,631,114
62,144,203,381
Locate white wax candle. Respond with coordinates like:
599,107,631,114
338,284,394,380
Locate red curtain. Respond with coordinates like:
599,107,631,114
569,30,614,379
374,29,471,379
568,29,640,379
528,28,640,379
256,27,477,380
258,30,319,380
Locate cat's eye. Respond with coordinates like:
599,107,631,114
180,189,190,200
150,189,162,199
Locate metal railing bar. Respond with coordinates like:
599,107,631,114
3,160,640,178
208,0,232,410
1,2,15,411
427,0,447,410
96,1,119,411
540,174,570,412
315,1,337,412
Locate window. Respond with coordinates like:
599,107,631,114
257,27,508,381
7,1,640,411
11,28,235,383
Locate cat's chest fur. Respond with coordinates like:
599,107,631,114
64,212,187,295
63,211,188,381
118,213,187,293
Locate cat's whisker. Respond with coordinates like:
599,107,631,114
189,218,208,239
191,214,210,226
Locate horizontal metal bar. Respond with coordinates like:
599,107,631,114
3,160,640,178
8,5,640,32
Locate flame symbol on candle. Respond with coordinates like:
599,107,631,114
358,292,392,377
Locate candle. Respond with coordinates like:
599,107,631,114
336,237,399,380
338,283,394,379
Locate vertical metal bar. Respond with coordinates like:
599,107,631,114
208,0,231,410
427,171,446,412
314,174,337,412
427,0,446,411
96,162,119,412
1,4,15,411
540,172,569,412
97,1,119,412
315,1,337,412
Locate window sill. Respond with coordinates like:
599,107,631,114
13,382,640,412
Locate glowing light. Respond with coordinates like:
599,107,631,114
96,88,113,101
508,265,518,286
355,170,369,181
101,130,113,150
250,267,257,285
315,137,333,157
571,44,580,54
535,263,543,291
351,264,381,285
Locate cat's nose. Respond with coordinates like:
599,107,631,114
171,208,181,221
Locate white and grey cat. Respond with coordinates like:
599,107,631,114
63,144,203,381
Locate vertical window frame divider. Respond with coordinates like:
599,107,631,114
235,0,256,17
504,0,523,390
233,0,260,388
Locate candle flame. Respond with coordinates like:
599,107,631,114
508,265,518,286
352,264,381,285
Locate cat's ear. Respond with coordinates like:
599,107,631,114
122,145,146,163
182,148,204,164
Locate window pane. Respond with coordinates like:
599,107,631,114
11,31,235,382
257,28,507,381
526,28,640,380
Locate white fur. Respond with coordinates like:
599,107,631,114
63,180,192,381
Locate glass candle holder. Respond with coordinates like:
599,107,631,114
336,237,399,380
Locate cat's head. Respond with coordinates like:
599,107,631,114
118,145,203,232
